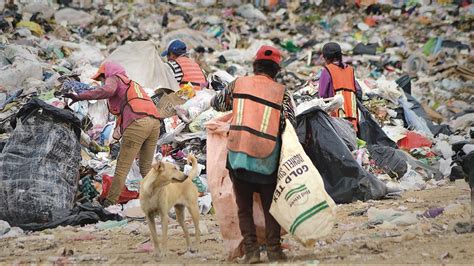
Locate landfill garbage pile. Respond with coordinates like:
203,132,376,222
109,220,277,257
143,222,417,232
0,0,473,262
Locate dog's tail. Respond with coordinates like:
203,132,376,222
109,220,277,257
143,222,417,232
187,154,199,179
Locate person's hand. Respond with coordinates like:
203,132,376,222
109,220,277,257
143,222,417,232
63,93,80,105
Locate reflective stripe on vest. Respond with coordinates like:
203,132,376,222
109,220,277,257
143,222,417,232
175,56,206,91
228,75,285,158
110,74,160,134
325,64,358,125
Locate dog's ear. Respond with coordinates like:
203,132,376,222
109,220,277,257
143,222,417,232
152,162,162,171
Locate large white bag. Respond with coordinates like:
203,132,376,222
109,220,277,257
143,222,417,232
106,41,180,91
270,120,336,246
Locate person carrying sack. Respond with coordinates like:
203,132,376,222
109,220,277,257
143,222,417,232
64,61,161,207
211,45,296,263
319,42,363,131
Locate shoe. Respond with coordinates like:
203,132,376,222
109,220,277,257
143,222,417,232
242,250,260,264
267,246,287,262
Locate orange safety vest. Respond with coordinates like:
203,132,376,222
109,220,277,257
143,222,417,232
228,75,285,159
175,56,206,91
325,64,358,131
109,74,160,137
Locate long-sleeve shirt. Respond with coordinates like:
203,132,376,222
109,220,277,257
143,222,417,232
166,61,184,83
211,79,296,130
319,66,362,99
76,76,146,130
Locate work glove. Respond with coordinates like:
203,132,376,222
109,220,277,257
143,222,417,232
63,93,80,105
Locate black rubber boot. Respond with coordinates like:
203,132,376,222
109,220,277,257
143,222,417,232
242,249,261,264
267,245,287,262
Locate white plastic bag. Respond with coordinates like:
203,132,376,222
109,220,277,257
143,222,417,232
236,4,267,21
175,89,215,122
106,41,180,91
270,121,336,246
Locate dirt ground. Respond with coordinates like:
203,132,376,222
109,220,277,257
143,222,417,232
1,181,473,264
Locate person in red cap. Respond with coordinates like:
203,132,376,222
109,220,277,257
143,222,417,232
211,45,295,263
64,61,160,207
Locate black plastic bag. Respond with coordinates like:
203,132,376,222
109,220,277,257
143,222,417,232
18,202,122,231
297,107,387,204
357,99,398,148
368,144,408,179
353,43,378,55
0,99,81,226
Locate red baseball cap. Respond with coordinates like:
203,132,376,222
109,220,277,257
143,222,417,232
255,45,282,65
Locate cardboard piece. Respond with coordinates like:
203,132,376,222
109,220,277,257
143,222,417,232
154,91,186,119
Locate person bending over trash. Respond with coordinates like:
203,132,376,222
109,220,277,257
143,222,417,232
319,42,363,131
211,45,296,263
162,39,207,92
64,61,160,207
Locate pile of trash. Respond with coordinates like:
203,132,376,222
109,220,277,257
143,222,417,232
0,0,473,260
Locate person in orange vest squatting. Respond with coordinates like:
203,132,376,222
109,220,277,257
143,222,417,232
162,39,207,92
64,61,161,207
319,42,363,131
211,45,296,263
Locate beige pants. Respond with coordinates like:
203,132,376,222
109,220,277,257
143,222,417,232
107,117,160,203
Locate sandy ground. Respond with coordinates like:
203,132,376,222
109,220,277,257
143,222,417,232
1,181,473,264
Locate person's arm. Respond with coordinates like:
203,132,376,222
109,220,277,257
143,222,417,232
318,68,334,98
282,90,296,128
167,61,184,83
211,80,235,112
76,76,118,100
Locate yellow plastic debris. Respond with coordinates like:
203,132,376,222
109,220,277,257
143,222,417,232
16,21,44,36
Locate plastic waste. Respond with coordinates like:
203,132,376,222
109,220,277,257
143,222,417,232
434,140,454,159
189,109,225,133
197,194,212,215
54,8,93,26
358,99,398,148
399,166,426,191
175,89,215,123
297,107,387,203
0,45,43,91
16,21,43,36
329,117,357,151
0,99,81,226
236,4,267,21
106,41,180,91
296,95,343,116
439,158,453,177
398,131,433,150
399,97,433,137
96,220,128,230
124,160,143,192
0,220,23,239
367,207,418,226
368,144,408,179
423,207,444,218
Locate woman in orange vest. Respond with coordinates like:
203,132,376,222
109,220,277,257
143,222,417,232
211,46,296,263
319,42,362,131
64,61,160,207
162,39,207,92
